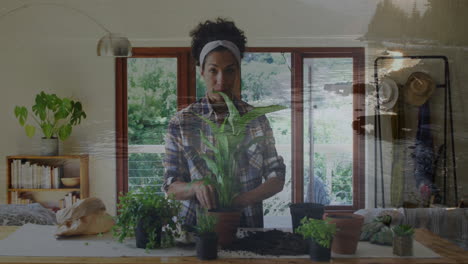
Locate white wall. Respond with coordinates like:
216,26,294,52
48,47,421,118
0,0,466,213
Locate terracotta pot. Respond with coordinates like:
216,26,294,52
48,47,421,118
324,212,364,254
309,238,332,262
393,235,413,256
289,203,324,232
208,210,241,247
195,233,218,260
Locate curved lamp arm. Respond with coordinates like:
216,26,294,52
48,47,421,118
0,2,131,57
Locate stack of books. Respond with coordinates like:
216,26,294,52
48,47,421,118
10,160,63,189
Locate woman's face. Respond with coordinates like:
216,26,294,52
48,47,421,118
201,50,240,105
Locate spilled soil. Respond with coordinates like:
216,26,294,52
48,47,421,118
223,229,308,256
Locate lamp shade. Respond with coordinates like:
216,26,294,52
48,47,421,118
97,33,132,57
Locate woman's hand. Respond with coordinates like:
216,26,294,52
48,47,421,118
192,181,218,209
167,181,217,209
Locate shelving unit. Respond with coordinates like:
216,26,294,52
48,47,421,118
6,155,89,206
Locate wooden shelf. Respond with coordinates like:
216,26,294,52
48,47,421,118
7,155,88,160
8,188,80,192
6,155,89,206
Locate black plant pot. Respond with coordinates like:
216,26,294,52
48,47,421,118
135,217,162,249
195,233,218,260
309,239,331,262
289,203,324,232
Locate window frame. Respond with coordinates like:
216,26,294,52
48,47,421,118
116,47,365,211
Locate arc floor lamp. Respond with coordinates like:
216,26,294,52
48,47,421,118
0,2,132,57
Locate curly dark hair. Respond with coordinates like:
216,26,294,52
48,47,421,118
190,17,247,67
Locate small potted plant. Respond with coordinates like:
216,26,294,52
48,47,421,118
296,216,337,262
195,92,286,246
113,186,182,250
194,208,219,260
14,91,87,155
392,224,415,256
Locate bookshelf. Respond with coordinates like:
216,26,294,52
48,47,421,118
6,155,89,208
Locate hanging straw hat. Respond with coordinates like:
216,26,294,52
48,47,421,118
378,77,399,110
404,72,436,106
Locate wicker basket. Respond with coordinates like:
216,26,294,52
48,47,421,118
393,235,413,256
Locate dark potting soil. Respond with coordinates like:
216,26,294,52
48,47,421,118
223,229,308,256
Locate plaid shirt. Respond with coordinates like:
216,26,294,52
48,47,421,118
163,97,285,227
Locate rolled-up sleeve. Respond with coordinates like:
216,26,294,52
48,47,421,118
162,116,190,192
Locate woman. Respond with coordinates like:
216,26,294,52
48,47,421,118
163,18,285,228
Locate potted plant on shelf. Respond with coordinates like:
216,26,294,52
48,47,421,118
194,208,219,260
195,92,286,247
113,186,182,250
14,91,87,155
296,216,337,262
392,224,415,256
324,212,364,254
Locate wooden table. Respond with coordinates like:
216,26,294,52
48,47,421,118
0,227,466,264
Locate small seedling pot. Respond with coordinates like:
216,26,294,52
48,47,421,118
195,232,218,260
135,216,162,249
309,238,332,262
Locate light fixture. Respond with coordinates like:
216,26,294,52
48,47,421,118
0,3,132,57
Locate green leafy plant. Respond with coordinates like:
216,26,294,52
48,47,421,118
194,92,286,209
392,224,415,237
113,186,182,249
296,217,337,248
14,91,86,140
375,215,392,226
195,208,218,235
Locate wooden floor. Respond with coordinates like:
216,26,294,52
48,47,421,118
0,227,466,264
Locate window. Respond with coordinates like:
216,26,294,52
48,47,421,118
116,47,365,212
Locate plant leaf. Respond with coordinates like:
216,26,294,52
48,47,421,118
237,105,287,134
70,101,86,125
218,92,240,134
41,123,54,138
55,98,72,120
14,106,28,126
58,124,72,141
25,125,35,138
199,130,216,153
200,154,219,176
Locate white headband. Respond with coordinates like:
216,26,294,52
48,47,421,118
199,40,241,67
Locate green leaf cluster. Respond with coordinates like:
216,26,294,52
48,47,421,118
194,92,286,209
195,208,218,235
296,217,337,248
14,91,86,141
375,215,392,226
113,186,182,249
391,224,414,237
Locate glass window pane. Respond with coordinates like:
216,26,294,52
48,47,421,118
127,58,177,192
303,58,354,206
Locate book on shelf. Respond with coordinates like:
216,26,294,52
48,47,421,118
9,191,33,204
9,159,63,189
60,192,80,209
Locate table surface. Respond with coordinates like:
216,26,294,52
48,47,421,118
0,226,466,264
